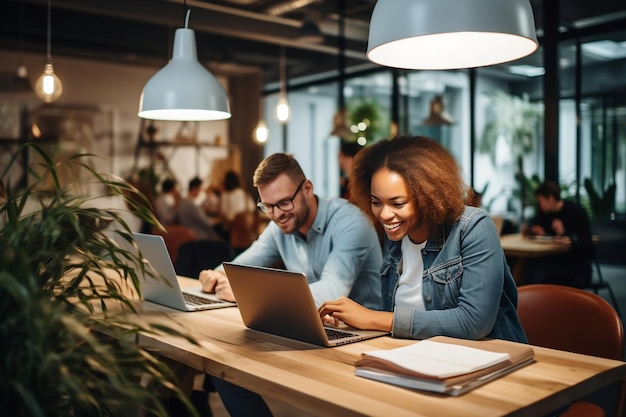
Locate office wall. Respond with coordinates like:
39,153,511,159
0,49,235,231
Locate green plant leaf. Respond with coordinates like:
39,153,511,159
0,143,199,417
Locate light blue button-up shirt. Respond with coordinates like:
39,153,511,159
221,197,383,309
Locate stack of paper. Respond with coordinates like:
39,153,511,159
355,336,534,396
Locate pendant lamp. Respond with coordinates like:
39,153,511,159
35,0,62,103
330,0,352,140
297,18,324,44
138,10,231,121
275,46,290,124
254,120,269,144
367,0,538,70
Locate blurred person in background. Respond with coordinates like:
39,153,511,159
338,140,361,200
154,178,181,226
179,177,221,241
525,181,594,287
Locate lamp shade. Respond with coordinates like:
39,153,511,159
367,0,538,70
138,27,231,121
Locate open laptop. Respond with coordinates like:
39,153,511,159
132,232,236,311
222,262,388,347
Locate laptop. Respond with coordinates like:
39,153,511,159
131,232,236,311
222,262,388,347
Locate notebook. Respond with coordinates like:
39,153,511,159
222,262,388,347
132,232,236,311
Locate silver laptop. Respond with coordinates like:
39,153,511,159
222,262,388,347
132,232,236,311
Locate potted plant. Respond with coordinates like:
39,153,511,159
0,144,198,417
479,91,543,221
583,178,616,220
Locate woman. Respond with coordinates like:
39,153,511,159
319,136,527,343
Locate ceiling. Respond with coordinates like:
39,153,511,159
1,0,625,88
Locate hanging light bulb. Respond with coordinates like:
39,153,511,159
254,120,269,144
35,0,63,103
275,46,290,124
275,96,290,123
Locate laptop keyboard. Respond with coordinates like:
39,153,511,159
183,292,223,305
324,327,359,340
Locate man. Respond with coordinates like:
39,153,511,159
179,177,221,241
338,140,361,200
525,180,594,287
199,153,383,417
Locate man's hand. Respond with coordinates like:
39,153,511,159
198,269,236,302
529,225,545,236
551,219,565,236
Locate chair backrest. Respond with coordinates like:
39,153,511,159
229,211,260,250
517,284,623,360
174,240,235,278
152,225,197,265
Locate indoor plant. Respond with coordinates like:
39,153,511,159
0,144,197,417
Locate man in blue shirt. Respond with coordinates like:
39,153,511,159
199,152,382,309
198,152,383,417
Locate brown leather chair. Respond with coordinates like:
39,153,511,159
517,284,625,417
152,224,197,265
229,211,260,254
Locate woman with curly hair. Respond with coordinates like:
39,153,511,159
319,135,527,343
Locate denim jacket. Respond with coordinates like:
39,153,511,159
381,206,527,343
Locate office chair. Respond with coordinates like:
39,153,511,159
152,225,197,265
229,211,261,256
517,284,625,417
174,239,234,278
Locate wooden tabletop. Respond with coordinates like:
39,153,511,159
500,233,570,258
123,276,626,417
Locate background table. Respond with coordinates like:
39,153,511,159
500,233,570,284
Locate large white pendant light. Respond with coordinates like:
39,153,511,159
138,9,231,121
367,0,538,70
35,0,63,103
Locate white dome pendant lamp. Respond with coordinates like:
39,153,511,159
367,0,538,70
138,9,231,121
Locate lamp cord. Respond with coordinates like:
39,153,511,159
18,0,24,64
46,0,52,61
279,46,286,96
337,0,345,109
183,0,190,28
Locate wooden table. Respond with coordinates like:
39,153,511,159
124,276,626,417
500,233,570,284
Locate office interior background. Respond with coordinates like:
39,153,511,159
0,0,625,261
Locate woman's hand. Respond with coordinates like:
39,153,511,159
318,297,393,332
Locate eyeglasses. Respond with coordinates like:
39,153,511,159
256,179,306,215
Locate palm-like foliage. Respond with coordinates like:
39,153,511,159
0,144,197,417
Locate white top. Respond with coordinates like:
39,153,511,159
220,188,255,222
396,236,427,310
